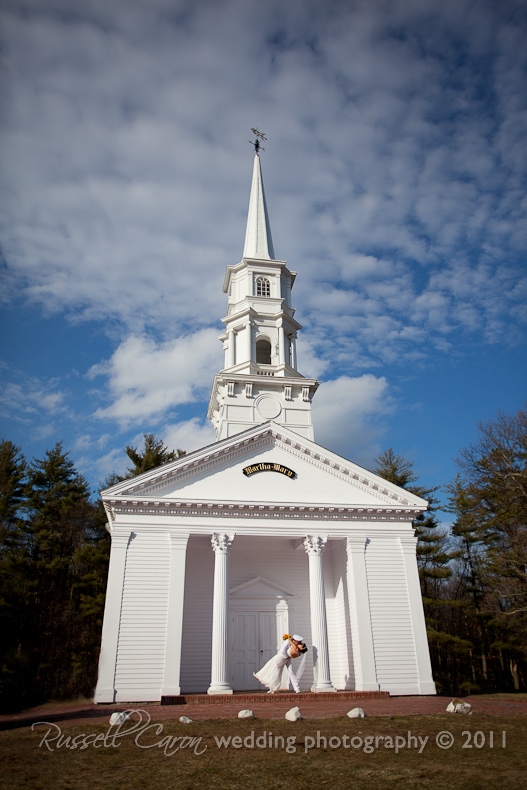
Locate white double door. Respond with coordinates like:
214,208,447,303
230,610,285,690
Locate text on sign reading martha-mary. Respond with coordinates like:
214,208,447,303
242,462,296,479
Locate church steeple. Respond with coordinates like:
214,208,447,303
207,137,319,441
243,152,275,260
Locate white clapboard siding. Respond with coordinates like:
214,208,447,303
327,539,355,690
365,537,419,692
228,536,312,651
114,532,170,699
180,536,215,692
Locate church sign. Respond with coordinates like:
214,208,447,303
242,461,297,479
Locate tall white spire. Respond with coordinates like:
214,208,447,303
208,138,319,442
242,153,275,260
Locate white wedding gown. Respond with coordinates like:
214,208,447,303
253,651,290,691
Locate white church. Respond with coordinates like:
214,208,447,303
94,143,436,703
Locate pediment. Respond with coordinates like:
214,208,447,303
230,576,294,599
102,422,427,517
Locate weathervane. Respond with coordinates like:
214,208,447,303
249,128,267,154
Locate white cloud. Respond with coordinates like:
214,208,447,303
1,0,525,361
164,418,215,456
294,335,331,380
0,377,67,419
73,432,112,453
83,446,130,490
89,328,221,424
0,0,526,494
312,374,394,465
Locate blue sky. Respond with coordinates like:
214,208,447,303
1,0,526,513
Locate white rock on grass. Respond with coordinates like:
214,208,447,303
347,707,366,719
446,699,472,714
238,709,254,719
109,711,131,726
179,716,193,724
285,706,302,722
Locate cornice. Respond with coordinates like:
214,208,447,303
211,371,319,387
221,305,257,325
222,302,301,332
223,258,289,293
103,497,422,522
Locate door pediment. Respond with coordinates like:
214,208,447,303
230,576,294,599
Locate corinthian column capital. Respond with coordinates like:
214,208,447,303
303,534,327,556
211,533,234,554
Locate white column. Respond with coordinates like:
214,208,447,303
207,532,234,694
290,333,297,369
227,328,235,368
245,320,252,363
346,536,379,692
304,535,336,692
161,533,190,697
94,530,133,703
278,320,285,366
400,535,437,694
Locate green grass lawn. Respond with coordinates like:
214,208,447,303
1,712,525,790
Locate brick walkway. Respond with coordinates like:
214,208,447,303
2,692,526,730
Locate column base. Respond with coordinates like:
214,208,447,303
207,685,234,695
311,682,337,693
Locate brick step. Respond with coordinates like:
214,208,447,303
161,691,390,705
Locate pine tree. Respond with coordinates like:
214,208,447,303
0,440,26,546
22,443,101,702
443,474,495,691
372,448,417,489
70,496,110,698
0,441,27,710
125,433,185,477
451,406,527,690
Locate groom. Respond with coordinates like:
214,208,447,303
280,634,306,693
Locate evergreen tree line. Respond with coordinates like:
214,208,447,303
1,407,525,710
0,434,182,712
373,405,527,694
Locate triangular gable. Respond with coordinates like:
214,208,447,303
102,421,427,513
230,576,295,599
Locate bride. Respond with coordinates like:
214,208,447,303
253,634,307,693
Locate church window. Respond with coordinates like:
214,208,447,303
256,276,271,297
256,337,272,365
